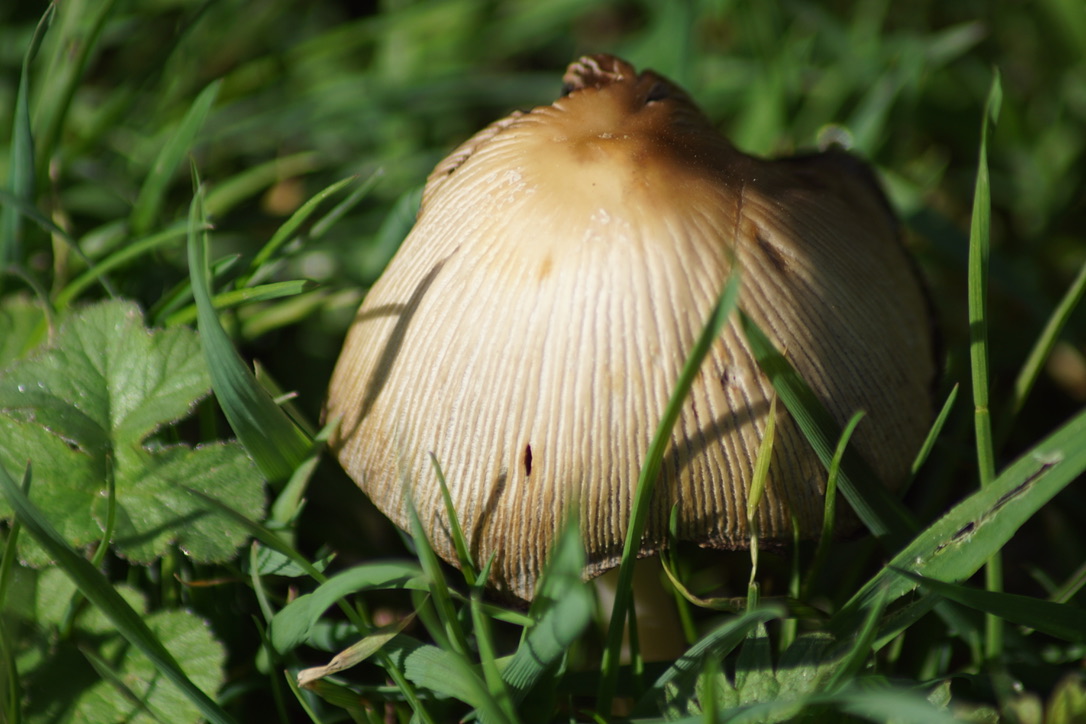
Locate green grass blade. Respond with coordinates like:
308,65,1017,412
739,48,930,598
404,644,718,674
968,69,1003,659
1005,257,1086,427
746,396,777,601
403,645,513,724
470,591,519,722
165,279,319,327
131,81,220,236
34,0,119,184
242,173,373,287
739,311,915,547
0,462,236,724
596,271,741,714
893,569,1086,643
503,520,592,701
403,479,472,659
911,384,959,477
823,585,889,692
54,222,191,309
0,5,51,270
0,188,118,298
187,174,313,482
204,151,320,218
429,453,477,585
150,252,241,327
832,405,1086,636
804,411,866,597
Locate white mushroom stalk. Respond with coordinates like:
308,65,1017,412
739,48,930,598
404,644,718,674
326,54,935,601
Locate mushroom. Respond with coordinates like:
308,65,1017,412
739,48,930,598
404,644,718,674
325,54,935,602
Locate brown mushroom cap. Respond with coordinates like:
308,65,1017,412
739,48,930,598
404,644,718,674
325,55,935,601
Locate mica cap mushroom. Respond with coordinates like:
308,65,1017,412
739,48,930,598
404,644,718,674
325,54,935,601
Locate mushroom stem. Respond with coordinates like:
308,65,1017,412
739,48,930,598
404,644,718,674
593,556,688,663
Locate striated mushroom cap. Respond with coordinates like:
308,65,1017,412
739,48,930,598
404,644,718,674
325,55,935,601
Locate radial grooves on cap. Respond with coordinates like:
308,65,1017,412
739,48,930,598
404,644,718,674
326,56,935,600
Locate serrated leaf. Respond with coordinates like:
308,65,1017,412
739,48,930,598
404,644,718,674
0,300,265,564
0,462,235,724
24,592,225,724
0,301,208,446
106,442,264,563
733,625,778,706
0,415,104,563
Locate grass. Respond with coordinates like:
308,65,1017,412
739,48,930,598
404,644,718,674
2,0,1086,722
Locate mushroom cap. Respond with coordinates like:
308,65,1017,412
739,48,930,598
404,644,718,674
326,55,935,601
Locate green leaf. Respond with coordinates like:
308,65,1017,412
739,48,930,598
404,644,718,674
65,608,224,724
403,645,512,724
187,181,312,482
0,462,235,724
269,562,428,653
0,300,265,564
893,569,1086,644
109,442,264,563
833,405,1086,636
0,296,48,370
0,301,206,444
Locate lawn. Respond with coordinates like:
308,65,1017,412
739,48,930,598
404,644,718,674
1,1,1085,722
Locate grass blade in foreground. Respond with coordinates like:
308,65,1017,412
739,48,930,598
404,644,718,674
187,177,312,482
503,519,593,702
596,272,741,715
832,405,1086,636
967,70,1003,659
1004,257,1086,430
0,462,236,724
893,569,1086,643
